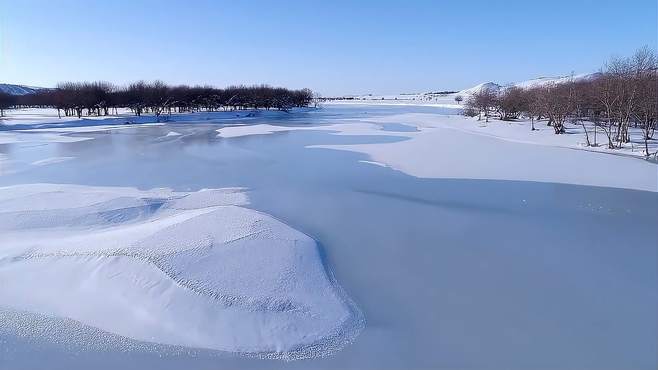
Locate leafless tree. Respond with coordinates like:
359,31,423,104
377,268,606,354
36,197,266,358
496,87,527,120
16,82,314,118
521,88,541,131
465,89,497,122
0,92,16,117
534,83,573,134
593,70,620,148
630,47,658,156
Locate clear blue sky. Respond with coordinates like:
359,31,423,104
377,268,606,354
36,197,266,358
0,0,655,95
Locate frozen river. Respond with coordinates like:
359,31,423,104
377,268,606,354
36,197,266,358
1,106,656,370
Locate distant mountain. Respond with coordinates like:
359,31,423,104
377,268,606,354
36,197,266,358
0,83,44,95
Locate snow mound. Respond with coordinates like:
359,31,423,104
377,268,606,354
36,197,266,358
0,184,363,359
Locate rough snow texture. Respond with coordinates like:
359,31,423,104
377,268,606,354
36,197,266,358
0,184,364,359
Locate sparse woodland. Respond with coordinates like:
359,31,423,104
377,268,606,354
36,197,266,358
464,47,658,157
0,83,314,119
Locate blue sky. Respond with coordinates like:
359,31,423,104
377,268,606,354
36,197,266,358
0,0,655,95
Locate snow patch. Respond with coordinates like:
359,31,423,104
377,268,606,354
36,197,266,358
217,124,295,138
306,113,655,192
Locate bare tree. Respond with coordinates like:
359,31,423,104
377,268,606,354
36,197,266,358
572,79,595,146
496,87,527,120
630,47,658,156
535,83,573,134
522,88,540,131
24,82,315,118
465,89,497,122
594,71,620,148
0,92,15,117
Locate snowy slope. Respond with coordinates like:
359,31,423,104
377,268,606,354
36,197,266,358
0,84,43,95
457,82,502,95
457,73,601,95
512,73,601,89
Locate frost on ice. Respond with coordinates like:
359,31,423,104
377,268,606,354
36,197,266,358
0,184,364,359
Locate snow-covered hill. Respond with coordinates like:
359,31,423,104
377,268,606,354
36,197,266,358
0,84,43,95
457,82,502,96
511,73,601,89
457,73,601,96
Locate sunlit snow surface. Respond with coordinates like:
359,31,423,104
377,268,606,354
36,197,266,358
0,106,656,369
0,184,364,359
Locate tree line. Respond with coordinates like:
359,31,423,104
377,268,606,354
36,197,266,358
463,47,657,156
0,82,314,119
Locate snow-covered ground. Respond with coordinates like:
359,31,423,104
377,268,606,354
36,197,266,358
0,104,656,370
217,110,657,192
2,107,655,192
327,93,463,109
0,184,363,359
0,107,264,129
325,73,601,109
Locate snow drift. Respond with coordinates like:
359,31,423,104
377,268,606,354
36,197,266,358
0,184,363,359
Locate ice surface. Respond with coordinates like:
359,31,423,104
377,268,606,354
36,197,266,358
1,106,655,369
215,111,657,192
0,184,364,359
30,156,75,166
